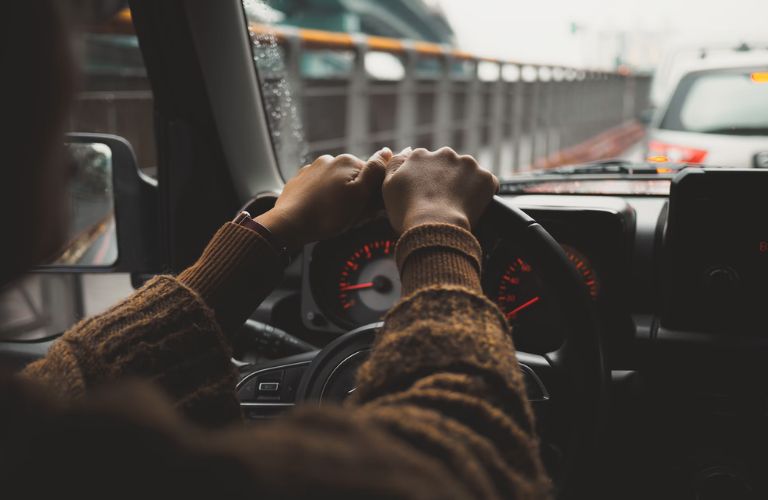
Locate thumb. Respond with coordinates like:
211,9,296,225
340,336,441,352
385,146,412,177
353,147,391,190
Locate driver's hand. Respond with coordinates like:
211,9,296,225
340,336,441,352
382,147,499,234
255,149,392,250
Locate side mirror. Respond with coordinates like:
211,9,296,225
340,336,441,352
36,133,160,274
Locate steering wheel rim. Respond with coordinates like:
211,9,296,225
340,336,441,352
296,196,607,498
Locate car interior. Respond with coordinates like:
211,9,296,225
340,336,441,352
1,1,767,499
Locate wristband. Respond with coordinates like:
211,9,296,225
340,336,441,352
232,211,291,266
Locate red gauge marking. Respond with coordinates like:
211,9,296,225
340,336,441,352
505,296,541,319
339,282,375,292
561,245,600,299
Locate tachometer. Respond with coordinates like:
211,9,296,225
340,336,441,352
490,244,600,324
496,257,544,322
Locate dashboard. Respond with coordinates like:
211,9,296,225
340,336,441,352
300,195,637,354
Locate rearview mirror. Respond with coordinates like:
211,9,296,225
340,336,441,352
36,133,160,274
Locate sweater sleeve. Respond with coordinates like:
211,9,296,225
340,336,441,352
352,223,552,499
21,222,284,426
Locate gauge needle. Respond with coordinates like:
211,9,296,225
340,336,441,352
340,282,375,292
506,296,541,319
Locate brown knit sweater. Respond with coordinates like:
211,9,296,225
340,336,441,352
1,222,551,499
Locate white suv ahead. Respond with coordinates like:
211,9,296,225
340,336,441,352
646,45,768,168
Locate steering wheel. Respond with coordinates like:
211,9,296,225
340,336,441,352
293,196,607,498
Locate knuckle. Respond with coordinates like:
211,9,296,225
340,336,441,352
412,148,429,157
436,146,459,158
459,154,479,167
335,153,358,165
480,169,495,184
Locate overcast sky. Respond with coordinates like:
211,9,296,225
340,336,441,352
431,0,768,69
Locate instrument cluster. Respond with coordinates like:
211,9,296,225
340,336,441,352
302,217,606,352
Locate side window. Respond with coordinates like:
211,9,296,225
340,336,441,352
74,9,157,176
0,9,150,341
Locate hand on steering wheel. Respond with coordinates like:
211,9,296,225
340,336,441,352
255,147,500,250
254,149,392,251
383,146,500,234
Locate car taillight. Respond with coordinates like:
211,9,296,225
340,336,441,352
647,140,708,164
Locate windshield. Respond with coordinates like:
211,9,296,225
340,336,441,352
242,0,768,183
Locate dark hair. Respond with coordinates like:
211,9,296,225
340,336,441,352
0,1,76,285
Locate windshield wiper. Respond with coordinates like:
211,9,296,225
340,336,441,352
539,159,669,175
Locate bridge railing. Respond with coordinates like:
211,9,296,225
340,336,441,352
248,23,651,179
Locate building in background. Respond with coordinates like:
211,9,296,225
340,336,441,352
247,0,455,44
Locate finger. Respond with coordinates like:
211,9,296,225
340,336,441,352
352,148,389,190
491,172,500,194
366,147,393,171
385,146,413,177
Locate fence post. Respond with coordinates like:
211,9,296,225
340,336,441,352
528,67,541,168
396,47,418,151
345,40,370,157
540,68,554,163
489,63,506,175
432,54,454,148
550,69,565,163
510,66,524,173
463,60,482,157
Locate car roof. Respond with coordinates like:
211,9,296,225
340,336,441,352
650,43,768,107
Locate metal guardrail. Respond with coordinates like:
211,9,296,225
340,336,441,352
78,13,651,177
247,23,652,178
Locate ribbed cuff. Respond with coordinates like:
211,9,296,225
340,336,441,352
178,222,284,338
396,223,483,295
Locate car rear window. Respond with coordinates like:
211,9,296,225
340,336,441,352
660,71,768,135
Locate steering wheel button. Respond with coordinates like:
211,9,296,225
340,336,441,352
237,379,258,401
258,382,280,392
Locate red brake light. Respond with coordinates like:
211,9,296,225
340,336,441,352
647,140,708,164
